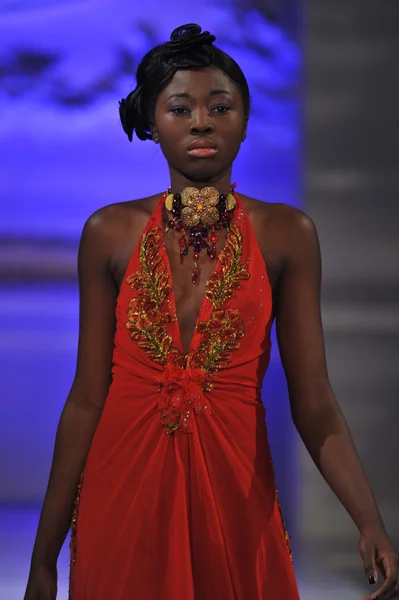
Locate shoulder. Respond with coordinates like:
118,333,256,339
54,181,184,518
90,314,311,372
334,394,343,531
238,195,321,284
240,194,319,253
83,197,155,236
77,195,161,280
241,194,315,232
80,195,159,249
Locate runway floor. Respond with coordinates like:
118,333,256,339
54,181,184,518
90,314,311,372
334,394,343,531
0,506,366,600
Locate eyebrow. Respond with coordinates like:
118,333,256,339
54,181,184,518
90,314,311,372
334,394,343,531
167,89,232,101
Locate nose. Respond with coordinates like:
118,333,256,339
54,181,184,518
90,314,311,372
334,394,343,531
190,108,214,135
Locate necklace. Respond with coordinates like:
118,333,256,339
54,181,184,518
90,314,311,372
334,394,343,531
164,185,236,284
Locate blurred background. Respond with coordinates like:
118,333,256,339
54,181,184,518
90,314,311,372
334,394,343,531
0,0,398,598
303,0,399,589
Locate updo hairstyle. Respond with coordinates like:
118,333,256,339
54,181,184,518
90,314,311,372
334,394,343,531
119,24,250,142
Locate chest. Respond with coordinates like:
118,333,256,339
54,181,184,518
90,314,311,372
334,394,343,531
114,214,282,301
113,204,283,356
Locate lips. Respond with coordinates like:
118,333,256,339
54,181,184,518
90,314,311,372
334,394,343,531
187,139,218,158
187,139,217,151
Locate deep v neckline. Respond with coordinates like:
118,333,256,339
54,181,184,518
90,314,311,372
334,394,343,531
158,191,241,359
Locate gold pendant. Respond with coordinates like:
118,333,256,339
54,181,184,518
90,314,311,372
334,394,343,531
226,193,236,211
181,187,219,228
165,187,236,226
165,193,174,211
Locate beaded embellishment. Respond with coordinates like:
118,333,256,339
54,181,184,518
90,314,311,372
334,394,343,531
190,224,250,375
157,359,212,434
277,495,293,561
164,186,236,284
70,470,84,565
125,228,182,366
125,204,250,434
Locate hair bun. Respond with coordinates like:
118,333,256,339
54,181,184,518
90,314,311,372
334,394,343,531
162,23,216,68
119,98,133,142
170,24,215,45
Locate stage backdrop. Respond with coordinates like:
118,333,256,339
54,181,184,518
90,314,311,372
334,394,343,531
0,0,301,534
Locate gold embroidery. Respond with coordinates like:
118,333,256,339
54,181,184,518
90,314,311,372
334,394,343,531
126,227,181,366
285,530,293,561
70,470,84,565
277,495,293,561
205,223,250,309
191,309,244,374
125,220,250,433
190,224,250,375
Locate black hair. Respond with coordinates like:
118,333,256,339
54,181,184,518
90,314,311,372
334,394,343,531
119,24,251,142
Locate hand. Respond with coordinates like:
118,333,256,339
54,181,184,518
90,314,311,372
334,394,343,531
360,526,399,600
24,564,58,600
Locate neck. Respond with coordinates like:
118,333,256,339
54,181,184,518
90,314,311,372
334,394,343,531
168,167,233,195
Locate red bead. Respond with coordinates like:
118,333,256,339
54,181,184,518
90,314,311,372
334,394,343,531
210,232,218,243
179,235,187,248
192,268,199,284
194,252,199,259
210,252,216,260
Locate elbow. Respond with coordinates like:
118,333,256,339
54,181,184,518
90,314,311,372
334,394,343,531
66,376,108,414
289,386,343,435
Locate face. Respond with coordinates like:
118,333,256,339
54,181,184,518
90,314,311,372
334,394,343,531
153,67,247,185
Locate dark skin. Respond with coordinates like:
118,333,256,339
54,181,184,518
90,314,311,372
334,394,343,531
24,67,398,600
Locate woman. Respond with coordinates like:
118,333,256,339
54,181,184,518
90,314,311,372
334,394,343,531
25,23,398,600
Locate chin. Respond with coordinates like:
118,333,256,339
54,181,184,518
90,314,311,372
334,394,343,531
182,162,230,183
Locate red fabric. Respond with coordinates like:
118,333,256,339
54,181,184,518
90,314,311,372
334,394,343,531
70,193,300,599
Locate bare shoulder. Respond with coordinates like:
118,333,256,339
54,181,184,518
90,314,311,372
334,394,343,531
241,194,314,232
78,194,161,288
82,195,158,245
239,194,320,287
240,194,318,253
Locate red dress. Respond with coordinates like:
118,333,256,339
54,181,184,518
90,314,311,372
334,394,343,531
69,192,300,599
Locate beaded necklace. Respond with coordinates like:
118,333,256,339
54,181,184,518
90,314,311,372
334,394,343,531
164,186,236,284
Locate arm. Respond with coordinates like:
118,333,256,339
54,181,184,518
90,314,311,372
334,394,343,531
25,211,118,597
275,209,398,599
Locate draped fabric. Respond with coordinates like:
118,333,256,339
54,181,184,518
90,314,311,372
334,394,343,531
69,193,300,599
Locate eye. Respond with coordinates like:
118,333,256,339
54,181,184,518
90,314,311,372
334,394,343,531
212,105,231,114
170,106,190,115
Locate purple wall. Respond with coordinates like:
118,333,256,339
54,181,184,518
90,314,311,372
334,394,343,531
0,1,301,540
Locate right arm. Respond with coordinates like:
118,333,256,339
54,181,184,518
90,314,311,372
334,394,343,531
25,211,118,598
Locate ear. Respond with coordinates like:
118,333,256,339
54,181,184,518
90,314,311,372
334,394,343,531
150,122,159,144
241,120,248,142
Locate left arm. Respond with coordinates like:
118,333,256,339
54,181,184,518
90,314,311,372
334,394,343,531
275,209,398,600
